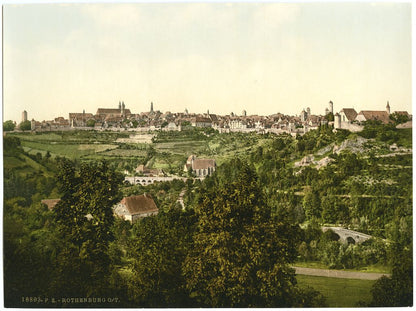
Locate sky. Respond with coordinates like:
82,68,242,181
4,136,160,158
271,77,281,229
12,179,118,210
2,2,412,123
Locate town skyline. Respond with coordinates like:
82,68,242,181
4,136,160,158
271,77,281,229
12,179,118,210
3,2,412,123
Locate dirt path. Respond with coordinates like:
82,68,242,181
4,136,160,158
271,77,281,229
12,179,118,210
293,266,390,280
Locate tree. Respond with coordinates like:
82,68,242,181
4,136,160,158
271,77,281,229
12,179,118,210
325,112,334,122
370,246,412,307
3,120,16,131
127,208,197,307
183,159,305,307
51,159,123,299
86,119,96,127
303,188,321,220
19,120,31,131
389,112,410,125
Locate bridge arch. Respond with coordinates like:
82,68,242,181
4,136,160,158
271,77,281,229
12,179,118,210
321,226,371,244
346,236,356,244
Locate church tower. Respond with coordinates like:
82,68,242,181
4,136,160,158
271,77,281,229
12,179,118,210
150,102,154,113
386,101,390,114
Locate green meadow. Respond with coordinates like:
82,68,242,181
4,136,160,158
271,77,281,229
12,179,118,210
296,274,375,307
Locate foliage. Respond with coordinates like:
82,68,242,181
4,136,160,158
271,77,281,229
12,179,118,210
19,120,32,131
389,112,410,125
51,159,124,298
86,119,96,127
183,159,306,307
127,208,197,307
3,120,16,131
370,247,412,307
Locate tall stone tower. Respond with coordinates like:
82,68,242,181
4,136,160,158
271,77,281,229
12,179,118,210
22,110,27,122
329,101,334,114
121,101,125,117
306,107,311,116
150,102,154,113
386,101,390,114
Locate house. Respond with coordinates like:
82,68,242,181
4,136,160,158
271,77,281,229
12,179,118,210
334,108,363,132
193,116,212,128
69,112,94,127
184,155,216,177
41,199,61,210
339,108,358,122
113,194,159,222
164,122,181,131
135,164,162,176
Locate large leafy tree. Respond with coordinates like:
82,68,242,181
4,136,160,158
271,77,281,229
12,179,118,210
51,159,123,299
19,120,31,131
183,159,303,307
127,208,197,307
3,120,15,131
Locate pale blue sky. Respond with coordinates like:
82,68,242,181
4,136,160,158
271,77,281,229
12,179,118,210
3,2,412,122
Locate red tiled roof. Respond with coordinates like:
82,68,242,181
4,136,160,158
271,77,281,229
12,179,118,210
358,110,390,124
120,194,158,215
192,159,216,170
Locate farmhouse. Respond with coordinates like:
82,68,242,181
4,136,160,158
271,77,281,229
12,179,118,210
113,194,159,222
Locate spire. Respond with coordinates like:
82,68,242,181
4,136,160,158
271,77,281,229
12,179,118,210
386,101,390,114
150,102,154,112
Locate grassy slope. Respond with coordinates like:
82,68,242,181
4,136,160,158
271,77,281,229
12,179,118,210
296,274,374,307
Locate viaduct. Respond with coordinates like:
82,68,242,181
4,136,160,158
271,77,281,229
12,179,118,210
322,226,372,244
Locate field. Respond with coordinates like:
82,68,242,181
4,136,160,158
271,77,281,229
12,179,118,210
296,275,375,307
7,130,274,174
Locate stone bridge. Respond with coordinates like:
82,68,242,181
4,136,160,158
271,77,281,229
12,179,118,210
124,176,188,186
124,176,207,186
322,226,372,244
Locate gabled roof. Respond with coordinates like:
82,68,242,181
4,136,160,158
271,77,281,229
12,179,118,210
192,158,216,170
339,108,358,121
358,110,390,124
120,194,158,215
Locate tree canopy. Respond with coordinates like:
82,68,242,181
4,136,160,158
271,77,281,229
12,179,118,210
183,159,303,307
